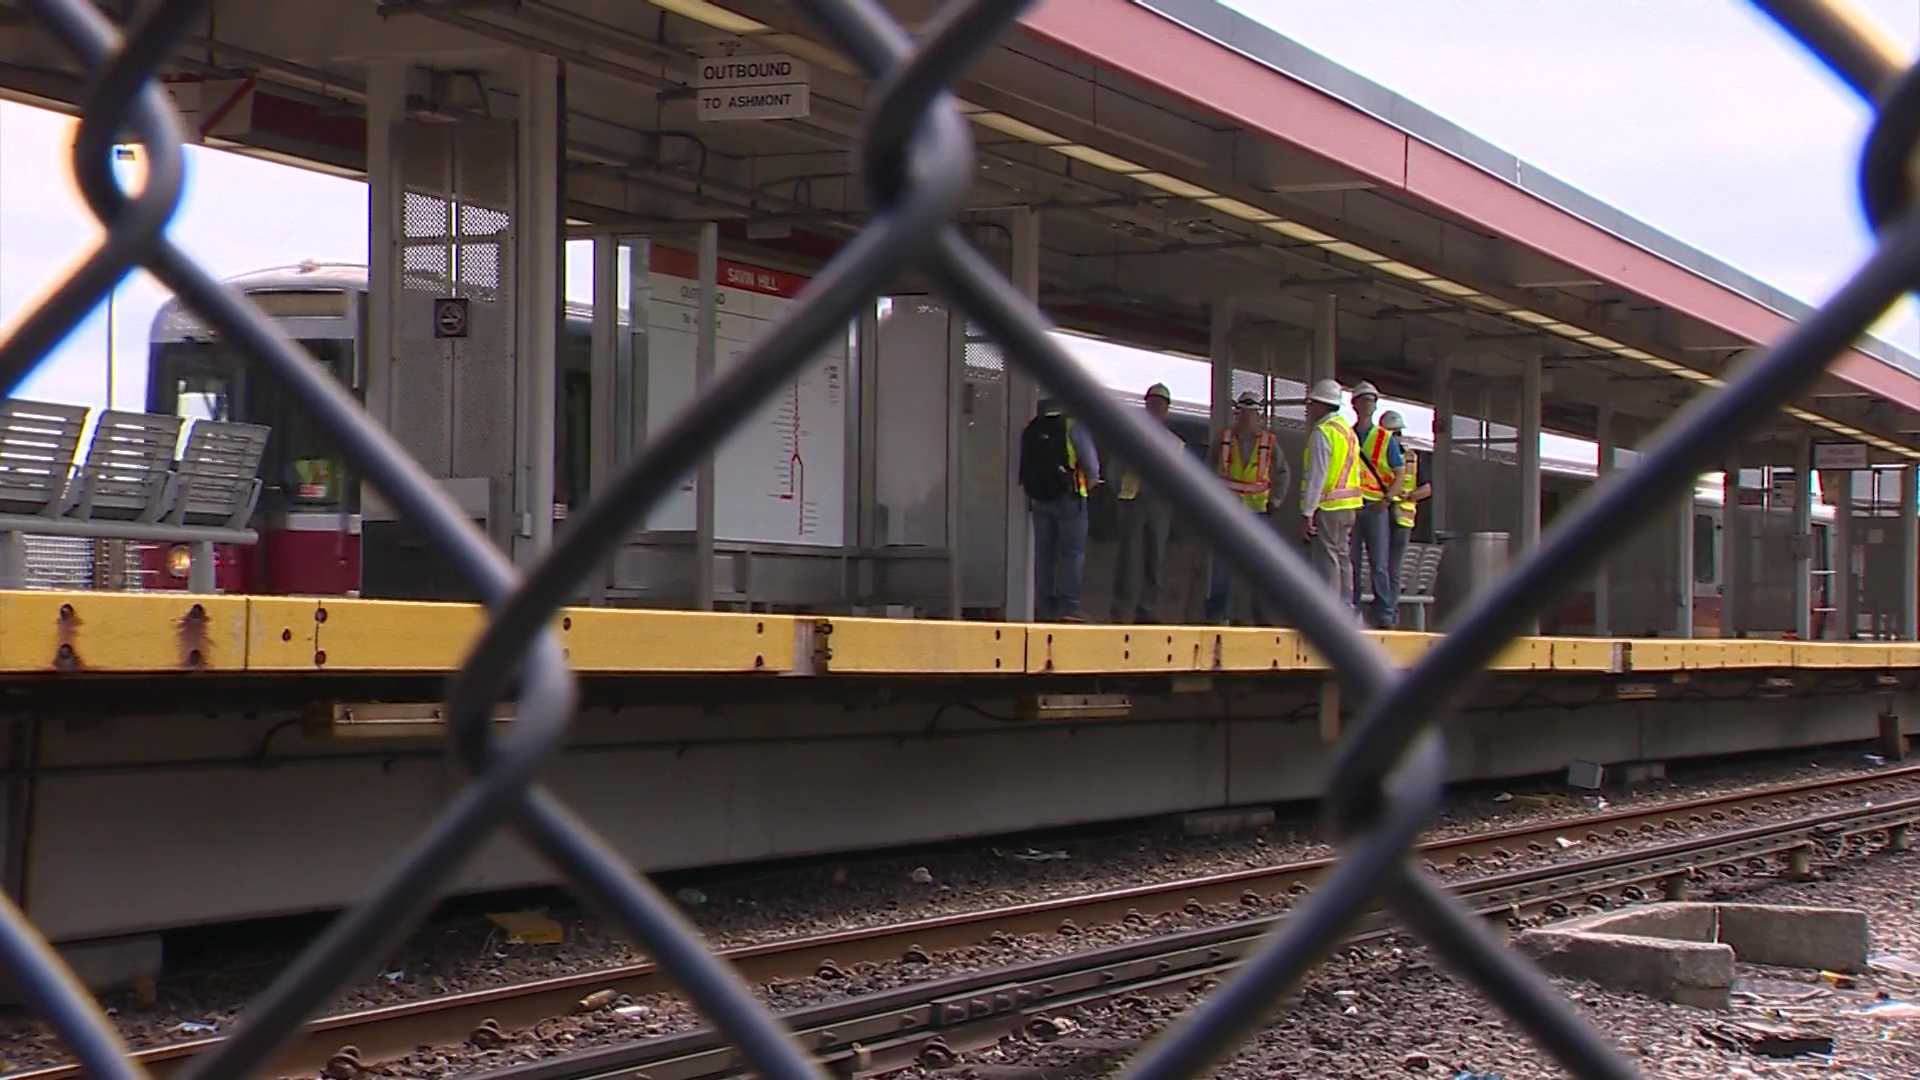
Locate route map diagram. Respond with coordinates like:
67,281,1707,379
641,248,846,546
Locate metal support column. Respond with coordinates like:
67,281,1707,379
1676,486,1695,638
1793,438,1814,640
1002,208,1040,622
513,52,561,566
1431,358,1453,536
1722,462,1741,638
1837,472,1855,639
1593,397,1613,636
1209,299,1235,439
1903,464,1918,640
946,312,965,619
1312,296,1336,386
586,234,617,604
1518,356,1542,633
365,62,404,435
693,222,718,611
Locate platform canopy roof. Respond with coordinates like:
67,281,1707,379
3,0,1916,464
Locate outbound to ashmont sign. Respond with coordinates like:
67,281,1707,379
695,53,811,121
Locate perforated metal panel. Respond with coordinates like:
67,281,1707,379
390,119,517,533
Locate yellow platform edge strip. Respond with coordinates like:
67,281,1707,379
1,590,1916,678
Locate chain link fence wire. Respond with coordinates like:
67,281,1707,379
0,0,1915,1076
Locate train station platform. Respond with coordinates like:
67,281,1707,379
7,588,1920,679
4,589,1917,979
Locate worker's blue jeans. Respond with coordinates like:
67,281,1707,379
1350,501,1396,627
1205,512,1275,625
1031,494,1088,620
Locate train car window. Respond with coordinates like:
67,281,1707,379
1693,513,1717,584
260,340,356,511
173,374,231,422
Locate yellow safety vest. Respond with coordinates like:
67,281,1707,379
1357,423,1395,502
1217,429,1278,513
1055,415,1088,498
1304,415,1364,513
1392,454,1418,529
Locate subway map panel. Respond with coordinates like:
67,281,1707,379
642,248,848,547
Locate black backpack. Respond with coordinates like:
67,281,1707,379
1019,413,1075,500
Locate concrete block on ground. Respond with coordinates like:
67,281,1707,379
1566,759,1605,789
1517,926,1732,1009
0,934,160,1003
1716,904,1869,973
1179,806,1275,837
1615,760,1667,786
1577,902,1717,942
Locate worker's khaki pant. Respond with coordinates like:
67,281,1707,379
1311,508,1357,606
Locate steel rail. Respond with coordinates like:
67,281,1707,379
458,791,1920,1080
10,764,1915,1080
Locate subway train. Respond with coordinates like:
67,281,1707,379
144,261,1835,635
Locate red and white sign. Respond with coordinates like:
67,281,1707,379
159,76,257,143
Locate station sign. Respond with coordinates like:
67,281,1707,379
695,53,810,122
1812,441,1868,470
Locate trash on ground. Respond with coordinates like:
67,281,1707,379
1871,955,1920,979
485,910,564,944
674,887,708,907
1861,998,1920,1018
910,866,934,884
172,1021,217,1036
1697,1019,1835,1058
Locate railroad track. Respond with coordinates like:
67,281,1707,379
11,765,1920,1080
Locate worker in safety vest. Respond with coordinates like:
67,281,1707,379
1347,380,1403,628
1380,410,1431,602
1018,397,1101,622
1110,383,1179,623
1299,379,1364,601
1204,391,1290,625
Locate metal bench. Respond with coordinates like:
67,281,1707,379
1359,540,1445,631
0,401,267,592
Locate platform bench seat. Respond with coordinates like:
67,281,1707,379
1359,541,1445,631
0,399,269,592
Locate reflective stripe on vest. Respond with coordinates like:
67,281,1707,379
1064,417,1087,497
1357,423,1394,502
1217,429,1277,512
1304,415,1364,513
1392,454,1418,529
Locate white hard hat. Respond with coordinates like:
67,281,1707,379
1349,380,1380,400
1380,410,1405,431
1307,379,1344,407
1144,382,1172,402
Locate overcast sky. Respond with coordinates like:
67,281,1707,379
1,0,1915,419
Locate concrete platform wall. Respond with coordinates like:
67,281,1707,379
11,684,1917,941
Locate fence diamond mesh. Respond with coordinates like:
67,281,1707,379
3,0,1918,1077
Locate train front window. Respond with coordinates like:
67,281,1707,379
149,337,357,513
271,339,356,510
172,374,231,422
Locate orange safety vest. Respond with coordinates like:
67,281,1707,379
1356,423,1396,502
1217,429,1278,512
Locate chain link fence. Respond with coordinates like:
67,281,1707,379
2,0,1916,1076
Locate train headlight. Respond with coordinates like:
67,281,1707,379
165,544,192,580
